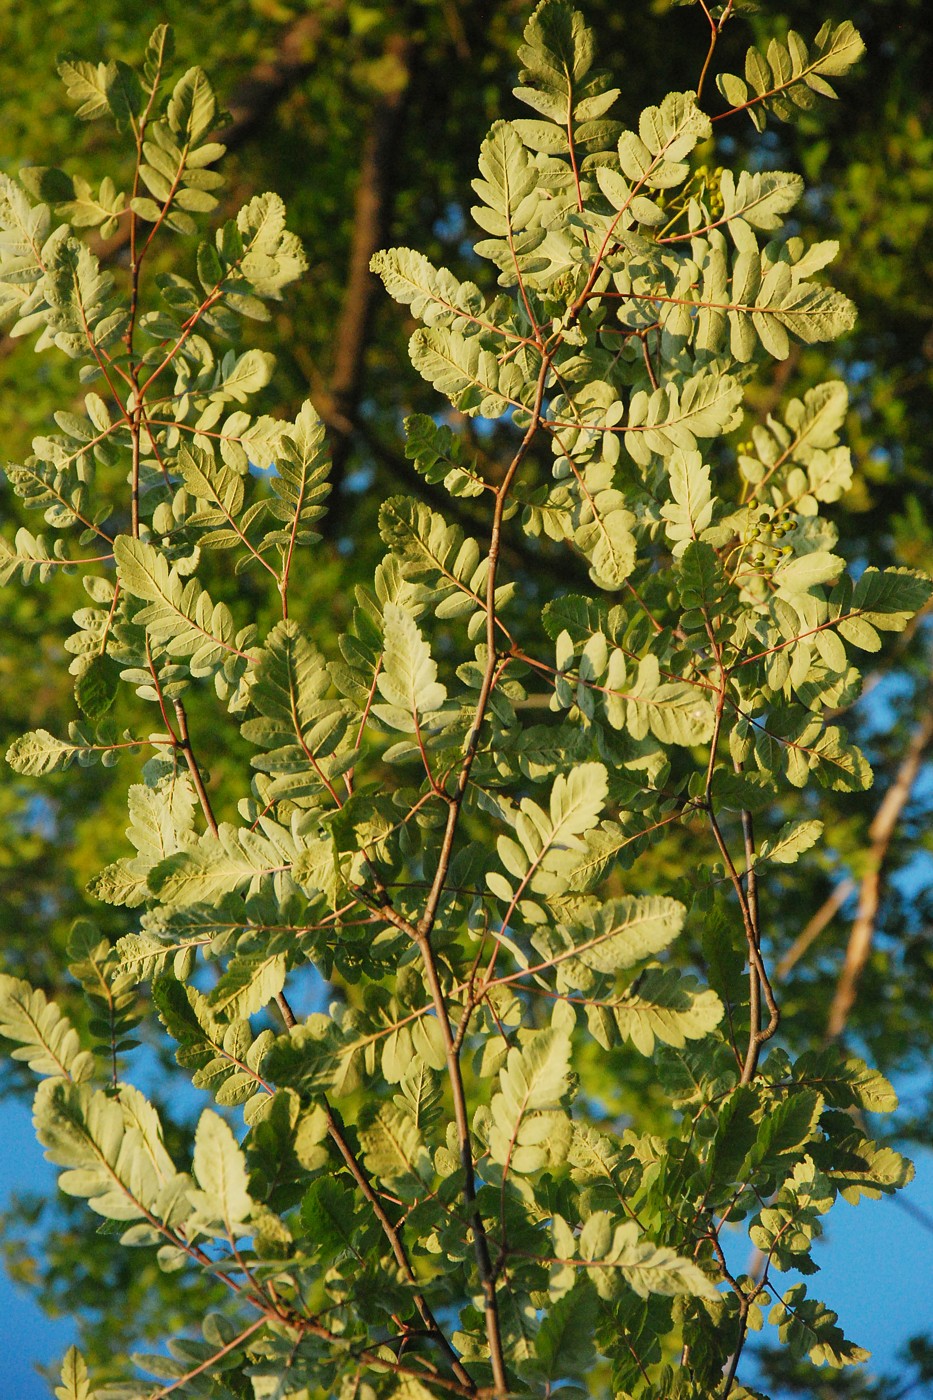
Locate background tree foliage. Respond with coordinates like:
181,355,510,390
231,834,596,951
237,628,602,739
0,1,930,1396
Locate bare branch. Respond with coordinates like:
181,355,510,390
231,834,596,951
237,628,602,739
826,702,933,1040
318,33,417,488
776,878,855,981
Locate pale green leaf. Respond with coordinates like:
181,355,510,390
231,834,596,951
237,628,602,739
593,1219,718,1301
207,953,287,1021
167,66,216,145
773,551,844,595
189,1108,252,1227
611,968,723,1054
0,975,95,1082
488,1026,572,1173
755,819,823,867
358,1104,433,1196
770,1284,870,1366
557,895,686,975
34,1080,172,1221
660,449,715,557
374,603,447,730
56,1347,95,1400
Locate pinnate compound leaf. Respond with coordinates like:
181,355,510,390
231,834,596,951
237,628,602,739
374,603,447,730
410,326,513,418
741,1090,823,1183
755,819,823,867
471,119,539,242
151,975,272,1110
514,0,602,124
613,1228,718,1302
612,648,714,747
560,896,686,975
488,1026,572,1173
626,370,744,463
378,495,501,623
0,975,95,1082
773,551,844,595
206,953,287,1021
34,1080,174,1221
242,618,350,789
617,92,711,189
639,90,711,162
7,722,139,775
57,56,112,121
610,968,723,1055
0,526,75,585
809,726,872,793
56,1347,95,1400
575,499,637,588
492,761,610,905
717,22,865,131
719,169,803,231
580,1216,718,1301
548,762,609,844
769,1284,869,1366
371,247,486,331
792,1051,898,1114
849,567,932,630
749,1156,834,1272
189,1109,252,1227
229,191,307,297
115,536,255,678
403,413,487,499
826,1126,913,1203
149,821,297,907
660,450,715,557
88,778,198,908
167,66,216,146
259,399,332,554
358,1104,433,1197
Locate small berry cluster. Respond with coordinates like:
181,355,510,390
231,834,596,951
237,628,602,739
694,163,725,217
743,498,796,566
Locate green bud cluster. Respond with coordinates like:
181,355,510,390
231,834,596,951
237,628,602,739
743,499,798,568
695,162,726,216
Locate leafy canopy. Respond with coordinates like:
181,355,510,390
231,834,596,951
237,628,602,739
0,4,925,1399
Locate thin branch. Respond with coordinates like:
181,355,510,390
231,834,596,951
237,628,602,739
146,1317,267,1399
825,704,933,1040
172,700,219,837
776,878,855,980
695,1,718,103
696,602,777,1085
319,31,417,492
408,354,550,1400
708,800,780,1084
324,1104,476,1391
275,991,298,1029
417,356,550,939
703,676,779,1083
739,797,762,1070
719,1297,750,1400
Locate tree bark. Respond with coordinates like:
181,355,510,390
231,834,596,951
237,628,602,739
825,700,933,1040
319,32,418,488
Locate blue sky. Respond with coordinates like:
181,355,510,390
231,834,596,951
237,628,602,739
0,1097,76,1400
